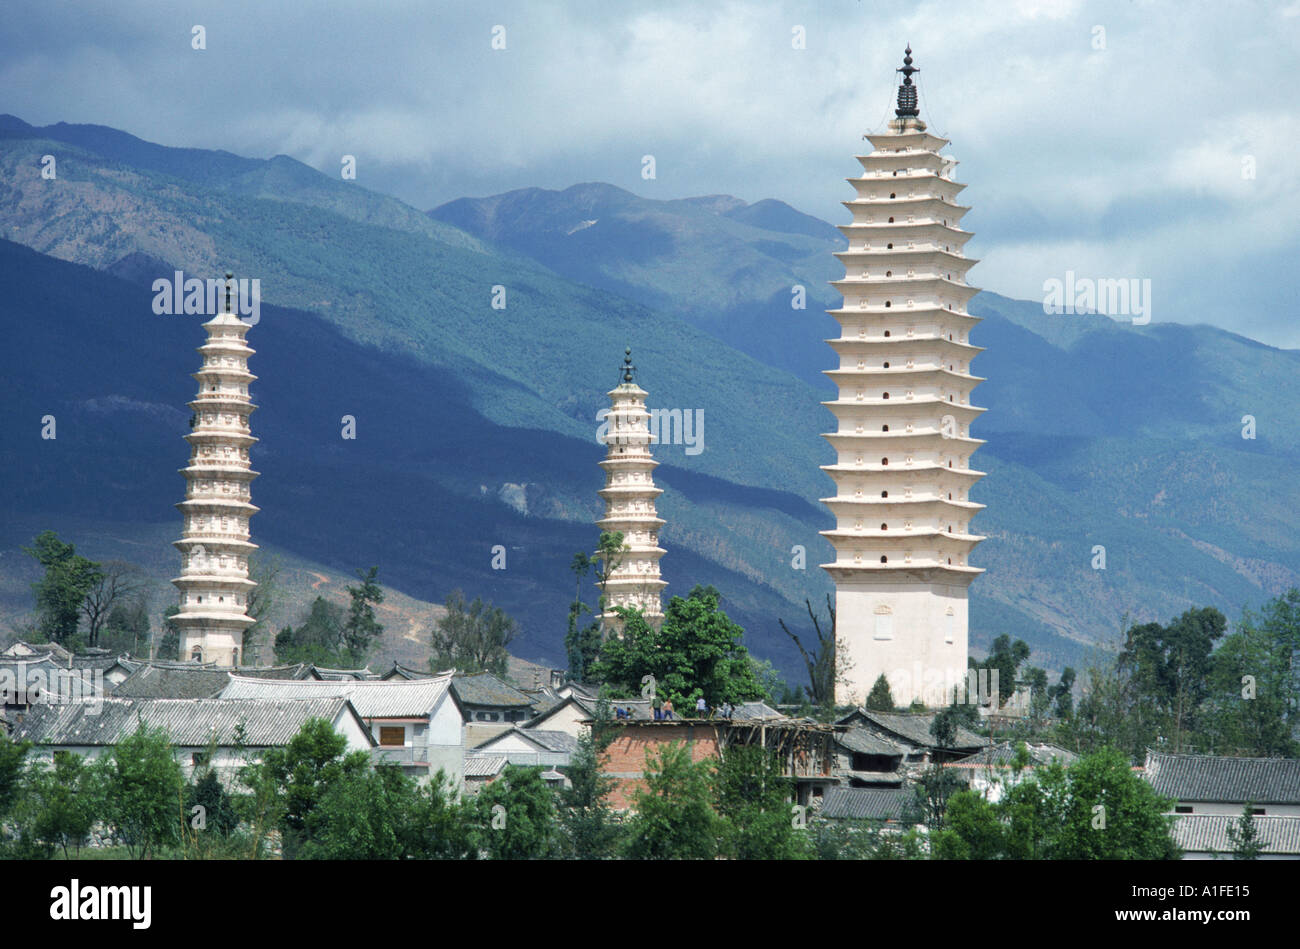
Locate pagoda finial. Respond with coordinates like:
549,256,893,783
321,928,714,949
620,346,636,384
895,45,920,118
224,271,234,314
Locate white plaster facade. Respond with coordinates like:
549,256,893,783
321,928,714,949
597,350,667,631
821,51,985,708
172,290,259,667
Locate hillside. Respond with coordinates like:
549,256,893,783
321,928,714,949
3,118,1299,681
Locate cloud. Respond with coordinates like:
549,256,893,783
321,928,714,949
0,0,1296,346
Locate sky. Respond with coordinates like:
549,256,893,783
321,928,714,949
3,0,1298,346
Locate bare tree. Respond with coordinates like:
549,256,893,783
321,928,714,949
779,594,840,708
80,561,145,648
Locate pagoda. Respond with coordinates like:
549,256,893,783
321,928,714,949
596,348,667,633
171,273,260,666
820,48,986,707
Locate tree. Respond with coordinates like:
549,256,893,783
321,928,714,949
1227,802,1265,860
274,596,348,666
866,674,895,712
712,744,805,860
101,594,152,655
1049,667,1076,720
80,560,145,648
930,790,1004,860
20,752,100,858
159,604,181,661
430,590,518,675
564,552,603,682
907,765,967,831
258,717,371,857
242,553,282,663
779,595,841,708
593,585,765,709
472,765,558,859
971,635,1031,708
0,733,30,820
96,723,185,859
299,764,420,860
624,742,718,859
1206,592,1300,757
24,530,100,646
339,566,384,665
1120,607,1226,753
557,712,621,858
591,530,626,624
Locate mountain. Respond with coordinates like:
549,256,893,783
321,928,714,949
3,117,1298,682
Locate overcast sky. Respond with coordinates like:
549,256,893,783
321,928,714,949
4,0,1298,346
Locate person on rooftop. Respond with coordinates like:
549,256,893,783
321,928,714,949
696,696,708,718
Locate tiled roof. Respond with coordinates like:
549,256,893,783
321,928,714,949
308,665,380,680
464,752,508,777
2,641,74,664
112,664,232,700
837,726,906,756
220,671,453,719
1172,814,1300,855
731,701,785,721
820,787,914,821
12,697,368,747
1143,751,1300,804
950,741,1077,768
477,727,578,754
452,672,536,708
843,709,988,751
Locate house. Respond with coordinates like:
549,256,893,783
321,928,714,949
819,786,916,823
596,716,839,810
1142,751,1300,817
0,652,102,723
473,727,578,770
2,640,74,664
836,708,989,768
219,671,464,783
11,696,374,782
452,671,537,747
943,741,1077,801
834,727,907,788
462,752,508,795
110,660,313,700
1170,814,1300,860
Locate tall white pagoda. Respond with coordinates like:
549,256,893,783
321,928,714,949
596,348,667,633
820,48,986,707
171,273,260,666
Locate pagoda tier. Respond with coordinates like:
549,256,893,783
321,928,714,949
820,48,986,708
170,281,259,667
597,349,667,632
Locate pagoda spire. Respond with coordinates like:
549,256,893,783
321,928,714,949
596,348,666,633
818,52,986,707
171,271,260,666
895,45,920,118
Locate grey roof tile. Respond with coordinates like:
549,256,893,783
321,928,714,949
1144,751,1300,805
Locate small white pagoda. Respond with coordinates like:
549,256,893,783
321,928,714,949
820,48,986,707
171,273,260,666
596,348,667,633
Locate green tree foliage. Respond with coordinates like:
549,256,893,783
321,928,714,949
1049,667,1076,720
472,765,558,859
1119,607,1226,753
970,635,1031,708
624,742,718,859
866,674,895,712
930,748,1180,860
593,584,765,708
14,751,99,858
274,596,349,666
0,733,30,820
159,604,181,661
430,589,518,675
1227,802,1264,860
1205,591,1300,756
342,566,385,665
564,552,603,682
712,744,805,859
186,769,240,837
96,724,185,859
241,553,282,662
24,530,101,646
257,717,372,856
557,725,621,859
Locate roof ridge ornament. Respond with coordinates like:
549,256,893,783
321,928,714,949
895,45,920,118
620,346,636,384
